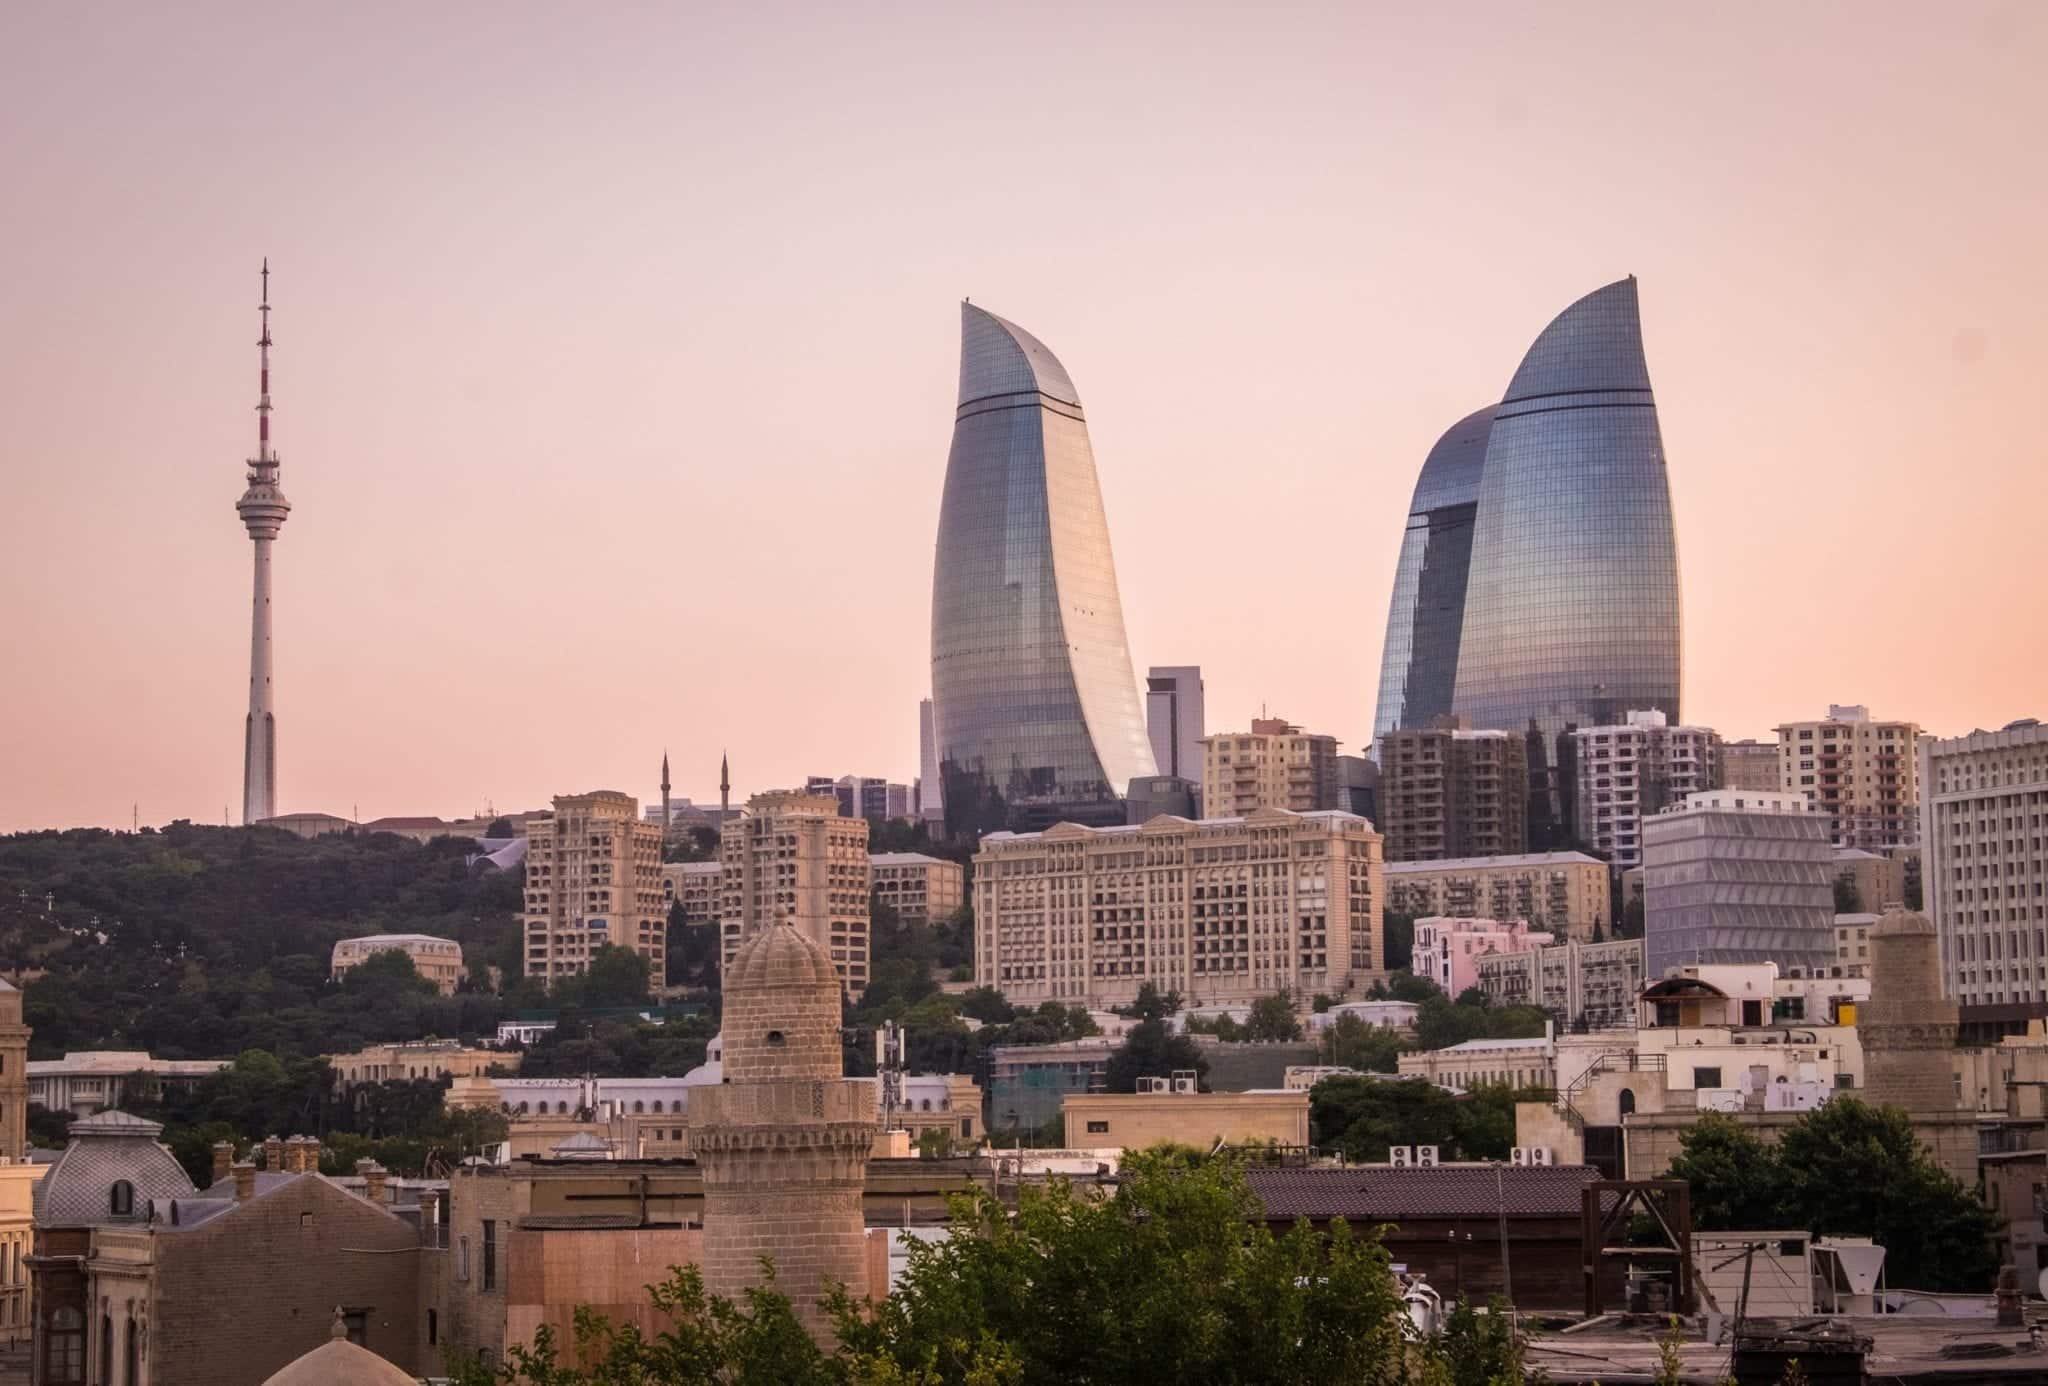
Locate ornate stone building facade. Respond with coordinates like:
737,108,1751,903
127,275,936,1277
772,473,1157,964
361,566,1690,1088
0,979,27,1160
691,919,875,1341
1862,906,1960,1112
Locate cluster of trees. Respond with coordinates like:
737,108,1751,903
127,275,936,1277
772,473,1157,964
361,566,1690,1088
0,824,528,1059
456,1150,1470,1385
1307,1074,1535,1163
515,1011,717,1079
1668,1100,1999,1290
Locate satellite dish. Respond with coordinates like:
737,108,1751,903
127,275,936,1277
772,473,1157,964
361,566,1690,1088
2037,1266,2048,1301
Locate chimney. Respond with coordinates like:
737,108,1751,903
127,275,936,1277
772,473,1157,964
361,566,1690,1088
263,1135,284,1171
211,1141,235,1188
291,1136,322,1174
364,1162,389,1206
232,1161,256,1202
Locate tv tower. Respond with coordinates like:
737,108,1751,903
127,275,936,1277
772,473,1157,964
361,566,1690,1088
236,260,290,824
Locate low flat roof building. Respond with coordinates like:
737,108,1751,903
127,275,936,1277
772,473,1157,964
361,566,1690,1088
330,933,464,995
27,1052,228,1118
1062,1087,1309,1151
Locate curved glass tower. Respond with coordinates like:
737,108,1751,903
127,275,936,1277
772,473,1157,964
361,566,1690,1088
1372,404,1496,740
1450,276,1681,742
930,303,1156,835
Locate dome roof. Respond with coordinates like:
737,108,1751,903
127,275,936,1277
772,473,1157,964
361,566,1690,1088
1874,906,1936,937
261,1316,416,1386
726,918,838,995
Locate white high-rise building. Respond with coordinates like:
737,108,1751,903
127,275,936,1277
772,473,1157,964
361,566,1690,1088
1145,667,1205,784
236,262,290,824
1921,719,2048,1005
1573,710,1723,869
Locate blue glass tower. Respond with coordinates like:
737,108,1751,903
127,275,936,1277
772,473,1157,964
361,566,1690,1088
1451,277,1681,742
930,304,1156,835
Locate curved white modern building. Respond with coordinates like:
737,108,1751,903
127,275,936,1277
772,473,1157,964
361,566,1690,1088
930,303,1155,834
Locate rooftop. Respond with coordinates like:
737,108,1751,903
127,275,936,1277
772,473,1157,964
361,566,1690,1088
869,852,954,867
1385,851,1605,873
334,933,458,948
1245,1164,1600,1220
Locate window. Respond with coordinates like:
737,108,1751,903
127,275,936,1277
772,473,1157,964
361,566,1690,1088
45,1307,83,1385
1693,1066,1723,1089
428,1309,438,1347
458,1236,471,1282
109,1181,134,1217
343,1309,368,1346
483,1219,498,1292
1086,1120,1110,1135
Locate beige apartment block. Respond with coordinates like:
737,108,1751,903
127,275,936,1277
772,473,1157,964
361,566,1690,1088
1472,937,1645,1031
659,860,724,925
521,791,667,987
1572,711,1723,869
1721,740,1780,792
1378,723,1528,863
1062,1088,1309,1151
870,852,965,928
719,792,871,997
1384,851,1611,942
1199,718,1341,816
973,807,1384,1009
1832,847,1905,914
329,933,464,995
1775,704,1921,851
1921,718,2048,1005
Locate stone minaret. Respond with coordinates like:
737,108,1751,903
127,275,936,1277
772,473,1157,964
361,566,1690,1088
692,917,874,1342
237,260,290,824
0,979,29,1159
660,750,672,840
719,750,730,821
1862,906,1960,1111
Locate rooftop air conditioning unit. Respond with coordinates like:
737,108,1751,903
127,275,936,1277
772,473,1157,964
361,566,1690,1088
1172,1077,1197,1094
1389,1145,1414,1167
1415,1145,1440,1167
1510,1146,1530,1166
1527,1146,1553,1166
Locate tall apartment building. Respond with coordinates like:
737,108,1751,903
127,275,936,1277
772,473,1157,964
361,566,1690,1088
1384,851,1610,941
1377,723,1528,862
1199,718,1340,817
973,808,1384,1009
660,860,724,925
1573,710,1723,869
1775,705,1921,851
804,775,912,822
869,852,965,928
917,697,944,826
1146,667,1206,785
1642,790,1834,982
1921,719,2048,1005
720,792,871,997
521,791,667,986
1722,739,1780,792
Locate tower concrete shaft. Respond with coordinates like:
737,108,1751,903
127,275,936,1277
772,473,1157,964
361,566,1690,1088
237,260,290,824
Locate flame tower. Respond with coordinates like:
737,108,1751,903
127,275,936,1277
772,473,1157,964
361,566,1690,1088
236,260,290,824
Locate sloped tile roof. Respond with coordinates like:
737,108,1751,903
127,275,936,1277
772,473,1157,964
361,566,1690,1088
1245,1164,1601,1221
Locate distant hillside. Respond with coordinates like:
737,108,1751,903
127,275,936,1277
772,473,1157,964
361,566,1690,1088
0,823,524,1059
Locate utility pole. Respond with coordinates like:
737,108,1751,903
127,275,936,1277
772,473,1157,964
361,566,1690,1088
1495,1161,1516,1336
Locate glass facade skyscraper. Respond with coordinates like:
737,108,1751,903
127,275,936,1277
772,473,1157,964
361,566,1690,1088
1374,279,1681,828
1372,405,1496,740
1451,276,1681,744
930,303,1155,835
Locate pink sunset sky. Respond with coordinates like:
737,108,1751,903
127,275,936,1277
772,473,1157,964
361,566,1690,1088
3,2,2045,833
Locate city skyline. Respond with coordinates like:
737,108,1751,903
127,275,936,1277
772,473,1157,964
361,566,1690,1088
4,4,2046,832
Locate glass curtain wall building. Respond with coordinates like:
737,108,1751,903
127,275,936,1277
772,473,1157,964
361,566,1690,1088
930,303,1156,835
1372,405,1496,740
1374,277,1681,835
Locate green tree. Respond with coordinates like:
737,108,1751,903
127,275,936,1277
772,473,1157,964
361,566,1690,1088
1245,991,1303,1042
1320,1014,1403,1073
1903,856,1924,911
1123,981,1181,1023
1104,1019,1209,1093
1383,913,1416,971
1664,1113,1790,1232
1833,871,1863,914
1309,1075,1460,1161
956,987,1014,1025
579,945,652,1007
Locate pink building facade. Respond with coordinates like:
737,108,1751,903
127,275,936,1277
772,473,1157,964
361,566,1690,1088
1412,917,1553,998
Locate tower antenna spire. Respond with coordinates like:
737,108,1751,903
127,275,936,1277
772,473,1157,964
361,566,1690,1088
238,258,291,825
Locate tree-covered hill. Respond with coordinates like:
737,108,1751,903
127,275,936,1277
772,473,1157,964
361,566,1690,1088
0,823,525,1059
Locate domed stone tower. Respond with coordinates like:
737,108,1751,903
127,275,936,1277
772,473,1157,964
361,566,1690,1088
692,917,875,1341
1862,907,1960,1112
